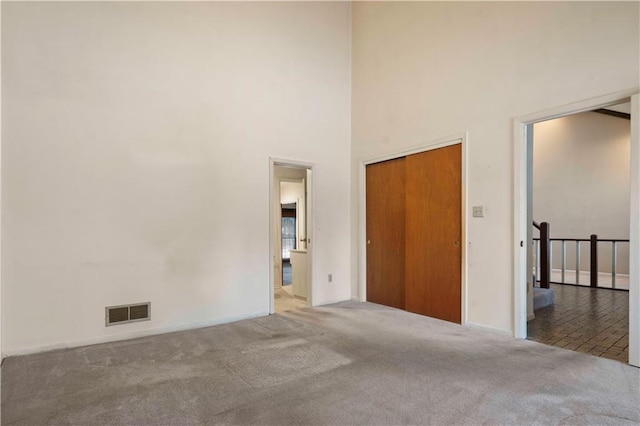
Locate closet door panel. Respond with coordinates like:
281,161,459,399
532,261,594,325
366,158,406,309
405,144,462,323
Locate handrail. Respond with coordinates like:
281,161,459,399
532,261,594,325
535,238,630,243
533,238,629,243
533,221,540,230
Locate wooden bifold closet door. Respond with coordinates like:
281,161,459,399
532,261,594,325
366,144,461,323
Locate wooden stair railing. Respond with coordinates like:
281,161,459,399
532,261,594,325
533,224,629,291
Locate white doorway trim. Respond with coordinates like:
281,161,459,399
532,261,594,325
269,158,314,315
358,132,469,325
512,88,640,367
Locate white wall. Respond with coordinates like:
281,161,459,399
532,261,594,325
280,181,305,205
352,2,639,333
2,2,351,356
534,111,631,274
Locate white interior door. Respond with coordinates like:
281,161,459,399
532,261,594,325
297,178,306,250
305,168,313,305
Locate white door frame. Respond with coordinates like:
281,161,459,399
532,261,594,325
358,132,469,325
269,158,314,314
512,88,640,367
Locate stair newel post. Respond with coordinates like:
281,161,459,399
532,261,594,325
540,222,551,289
590,234,598,288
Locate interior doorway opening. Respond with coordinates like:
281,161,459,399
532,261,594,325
513,90,639,367
270,159,313,315
526,105,631,363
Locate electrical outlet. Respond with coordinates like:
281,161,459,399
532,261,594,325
328,274,333,283
472,206,484,217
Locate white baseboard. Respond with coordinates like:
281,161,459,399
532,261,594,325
465,321,513,337
2,310,269,359
314,297,352,307
549,268,629,277
527,313,535,321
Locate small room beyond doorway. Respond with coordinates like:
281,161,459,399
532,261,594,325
281,203,296,286
273,164,311,313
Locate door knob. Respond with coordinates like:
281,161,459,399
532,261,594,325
454,241,460,247
367,240,371,245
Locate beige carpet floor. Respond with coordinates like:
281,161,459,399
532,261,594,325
2,301,639,425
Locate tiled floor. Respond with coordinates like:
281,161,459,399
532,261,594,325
527,283,629,363
283,261,292,285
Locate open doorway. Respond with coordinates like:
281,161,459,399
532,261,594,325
513,90,639,367
526,105,631,363
270,160,313,314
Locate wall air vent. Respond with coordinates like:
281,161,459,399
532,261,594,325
106,302,151,326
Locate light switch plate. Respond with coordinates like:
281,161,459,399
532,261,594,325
472,206,484,217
